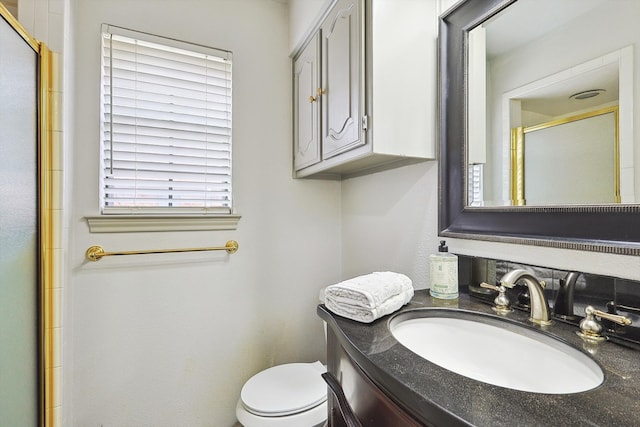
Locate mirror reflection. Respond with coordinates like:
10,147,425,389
467,0,638,207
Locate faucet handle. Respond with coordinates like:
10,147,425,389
590,306,632,326
498,279,515,289
577,305,632,342
480,282,512,315
479,282,500,292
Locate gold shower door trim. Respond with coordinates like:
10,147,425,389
0,3,57,425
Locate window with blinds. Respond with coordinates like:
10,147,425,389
100,25,232,214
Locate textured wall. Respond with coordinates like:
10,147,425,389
67,1,341,425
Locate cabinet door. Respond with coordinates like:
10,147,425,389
293,32,322,171
326,329,423,427
321,0,365,160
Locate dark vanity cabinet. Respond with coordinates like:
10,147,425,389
319,286,640,427
324,327,424,427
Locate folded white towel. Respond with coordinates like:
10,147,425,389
324,272,414,323
325,271,413,308
326,287,413,323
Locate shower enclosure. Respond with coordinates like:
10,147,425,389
0,5,54,425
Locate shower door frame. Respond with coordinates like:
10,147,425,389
0,4,55,426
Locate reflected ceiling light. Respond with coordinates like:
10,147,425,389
569,89,606,100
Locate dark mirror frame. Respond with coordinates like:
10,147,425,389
438,0,640,256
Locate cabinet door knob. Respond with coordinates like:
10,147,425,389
309,95,317,103
317,87,326,96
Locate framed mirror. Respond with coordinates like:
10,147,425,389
438,0,640,255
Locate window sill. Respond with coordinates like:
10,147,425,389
86,214,241,233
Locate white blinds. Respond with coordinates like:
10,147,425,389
100,25,232,214
468,164,484,207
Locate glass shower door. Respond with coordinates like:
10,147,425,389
0,12,40,426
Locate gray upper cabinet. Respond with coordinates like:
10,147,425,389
320,0,365,160
293,32,321,171
293,0,441,179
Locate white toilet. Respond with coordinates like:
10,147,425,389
235,360,327,427
237,290,329,427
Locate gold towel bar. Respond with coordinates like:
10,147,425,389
86,240,239,262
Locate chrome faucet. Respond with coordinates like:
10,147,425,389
553,271,580,320
501,269,551,326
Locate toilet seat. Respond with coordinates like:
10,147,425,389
236,399,327,427
240,361,327,416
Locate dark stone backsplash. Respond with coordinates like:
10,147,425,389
457,254,640,347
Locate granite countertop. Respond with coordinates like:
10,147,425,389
317,290,640,427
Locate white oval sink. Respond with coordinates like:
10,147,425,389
390,310,603,394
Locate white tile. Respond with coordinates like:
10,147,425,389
33,0,48,43
51,327,62,366
53,367,63,406
51,91,62,131
45,406,62,427
46,366,63,407
17,0,36,35
49,0,64,15
50,248,64,287
50,209,62,249
50,52,62,92
51,131,63,171
47,11,64,53
50,288,62,328
51,170,63,210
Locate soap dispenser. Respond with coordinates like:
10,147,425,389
429,240,459,300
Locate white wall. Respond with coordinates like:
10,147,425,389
288,0,332,54
342,162,640,296
66,1,341,426
342,162,439,289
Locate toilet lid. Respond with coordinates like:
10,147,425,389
241,361,327,416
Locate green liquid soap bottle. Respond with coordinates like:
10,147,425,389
429,240,459,300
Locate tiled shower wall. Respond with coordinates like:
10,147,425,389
18,1,66,425
46,50,63,427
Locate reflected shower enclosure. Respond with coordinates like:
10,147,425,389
510,107,618,206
